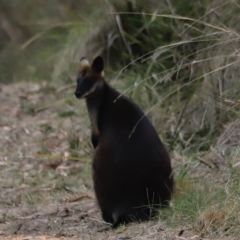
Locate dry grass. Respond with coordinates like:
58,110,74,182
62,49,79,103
1,1,240,239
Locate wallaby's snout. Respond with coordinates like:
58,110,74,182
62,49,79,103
75,92,81,99
75,81,82,98
75,88,82,99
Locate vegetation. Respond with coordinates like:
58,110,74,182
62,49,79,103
0,0,240,239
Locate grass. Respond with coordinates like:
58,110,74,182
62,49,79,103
0,0,240,239
162,165,240,238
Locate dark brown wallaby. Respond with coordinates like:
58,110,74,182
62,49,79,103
75,56,173,227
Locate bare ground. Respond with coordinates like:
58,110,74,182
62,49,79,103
0,82,238,240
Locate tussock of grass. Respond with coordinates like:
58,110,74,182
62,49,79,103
163,161,240,237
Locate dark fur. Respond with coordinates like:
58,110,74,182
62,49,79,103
75,56,173,227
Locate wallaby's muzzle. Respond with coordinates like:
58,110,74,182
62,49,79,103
75,91,82,99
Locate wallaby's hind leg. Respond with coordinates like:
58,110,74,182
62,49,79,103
101,209,114,224
112,207,152,228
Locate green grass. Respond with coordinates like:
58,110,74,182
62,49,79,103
156,166,240,237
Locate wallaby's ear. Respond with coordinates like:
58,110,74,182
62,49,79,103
91,56,104,74
80,57,90,72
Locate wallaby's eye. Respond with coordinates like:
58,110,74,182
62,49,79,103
77,69,87,83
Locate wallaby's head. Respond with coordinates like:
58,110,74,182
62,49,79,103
75,56,104,99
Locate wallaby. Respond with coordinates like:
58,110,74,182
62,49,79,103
75,56,173,227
